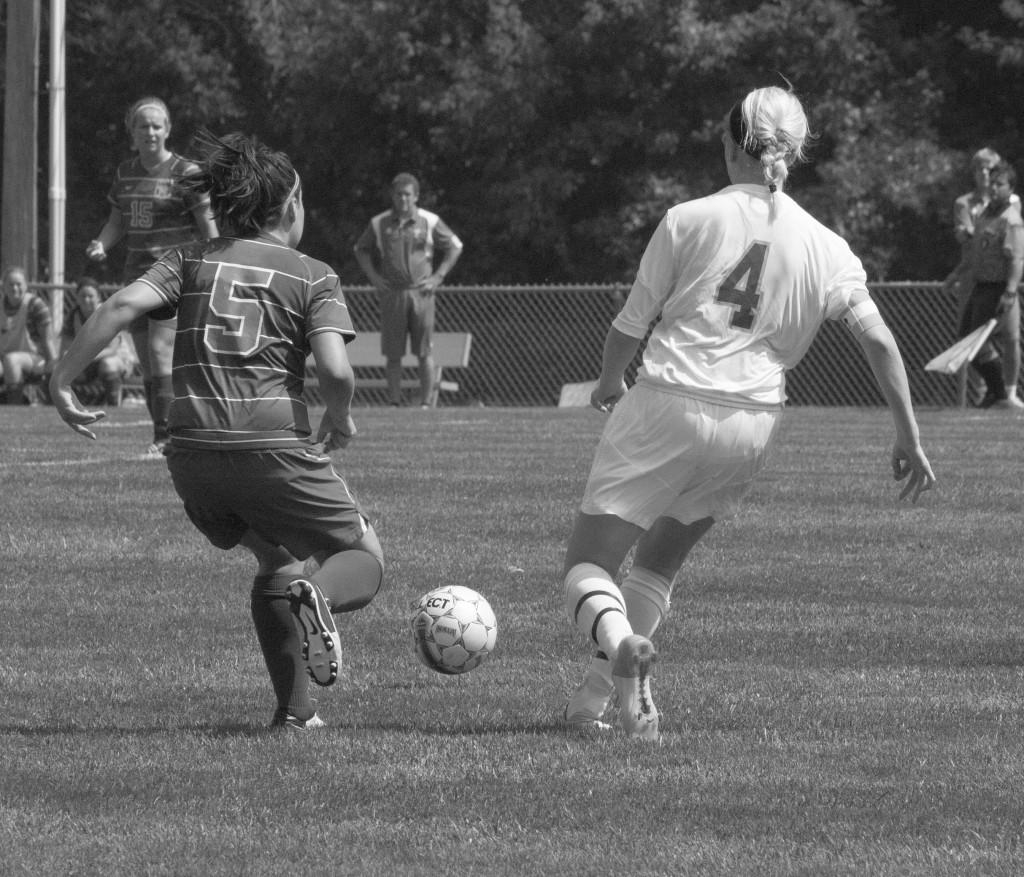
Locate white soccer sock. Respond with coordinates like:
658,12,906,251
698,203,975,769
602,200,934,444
621,566,673,638
583,650,614,689
564,562,633,660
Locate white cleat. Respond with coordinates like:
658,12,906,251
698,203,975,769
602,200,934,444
612,635,659,742
993,395,1024,410
563,662,615,733
270,710,326,731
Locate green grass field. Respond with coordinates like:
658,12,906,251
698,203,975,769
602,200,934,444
2,402,1022,876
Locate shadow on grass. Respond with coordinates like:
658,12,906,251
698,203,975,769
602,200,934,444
0,716,568,737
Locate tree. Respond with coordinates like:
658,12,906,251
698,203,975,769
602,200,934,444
6,0,1024,285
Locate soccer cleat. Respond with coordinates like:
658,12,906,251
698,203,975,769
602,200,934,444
994,394,1024,410
611,634,660,742
287,579,341,687
563,706,613,734
270,709,326,731
563,664,615,733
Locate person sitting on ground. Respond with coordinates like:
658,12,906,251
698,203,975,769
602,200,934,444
0,266,59,405
62,277,134,406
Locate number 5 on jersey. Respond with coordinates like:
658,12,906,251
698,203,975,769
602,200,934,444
205,264,271,356
716,242,768,330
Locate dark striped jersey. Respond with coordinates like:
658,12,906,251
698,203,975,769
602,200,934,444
106,153,209,282
138,234,355,450
0,292,51,357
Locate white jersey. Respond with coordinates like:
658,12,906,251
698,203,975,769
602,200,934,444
614,184,869,408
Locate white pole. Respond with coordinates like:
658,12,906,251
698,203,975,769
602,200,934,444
48,0,66,333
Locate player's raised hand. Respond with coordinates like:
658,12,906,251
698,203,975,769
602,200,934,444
50,383,106,440
891,442,935,503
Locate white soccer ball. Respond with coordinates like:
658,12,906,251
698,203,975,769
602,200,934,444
411,585,498,675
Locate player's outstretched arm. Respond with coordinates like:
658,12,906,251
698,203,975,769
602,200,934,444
856,323,936,503
51,281,164,439
310,331,356,451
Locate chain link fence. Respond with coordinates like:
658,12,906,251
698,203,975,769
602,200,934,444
342,281,1015,407
43,281,1020,408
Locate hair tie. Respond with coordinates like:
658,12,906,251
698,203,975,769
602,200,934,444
768,183,777,194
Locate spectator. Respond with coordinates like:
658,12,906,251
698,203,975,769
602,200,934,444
53,130,385,731
961,161,1024,409
63,278,135,406
560,86,935,741
943,148,1018,405
0,266,59,405
86,96,217,455
353,173,463,407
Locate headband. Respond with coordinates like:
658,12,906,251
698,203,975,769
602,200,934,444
127,102,169,130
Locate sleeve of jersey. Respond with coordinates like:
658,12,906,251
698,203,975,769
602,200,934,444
308,269,355,340
105,166,121,208
433,219,463,251
1004,221,1024,260
178,160,210,212
612,214,676,339
827,250,883,337
353,222,376,254
952,196,971,235
28,296,52,340
136,250,184,310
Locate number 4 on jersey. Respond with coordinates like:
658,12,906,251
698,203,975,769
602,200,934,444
716,242,768,330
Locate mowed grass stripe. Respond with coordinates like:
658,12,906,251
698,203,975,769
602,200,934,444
1,403,1022,876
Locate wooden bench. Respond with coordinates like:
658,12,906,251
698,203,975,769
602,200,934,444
305,331,473,407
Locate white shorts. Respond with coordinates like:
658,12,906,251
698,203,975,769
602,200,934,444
579,384,782,528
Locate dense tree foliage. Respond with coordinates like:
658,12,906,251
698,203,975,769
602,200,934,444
4,0,1024,283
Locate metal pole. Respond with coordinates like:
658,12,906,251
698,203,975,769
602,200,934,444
1,0,41,277
49,0,67,333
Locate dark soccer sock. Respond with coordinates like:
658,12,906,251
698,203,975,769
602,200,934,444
250,573,314,720
313,549,384,613
151,375,173,442
973,358,1007,401
143,378,155,419
102,374,123,406
6,383,27,405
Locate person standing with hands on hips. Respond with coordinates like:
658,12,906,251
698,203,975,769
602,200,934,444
86,96,217,456
353,173,463,407
560,85,936,742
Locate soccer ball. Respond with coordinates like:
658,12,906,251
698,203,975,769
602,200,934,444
411,585,498,675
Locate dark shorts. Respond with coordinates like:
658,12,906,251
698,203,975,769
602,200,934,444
960,281,1020,362
380,287,435,360
960,282,1003,336
166,445,369,558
